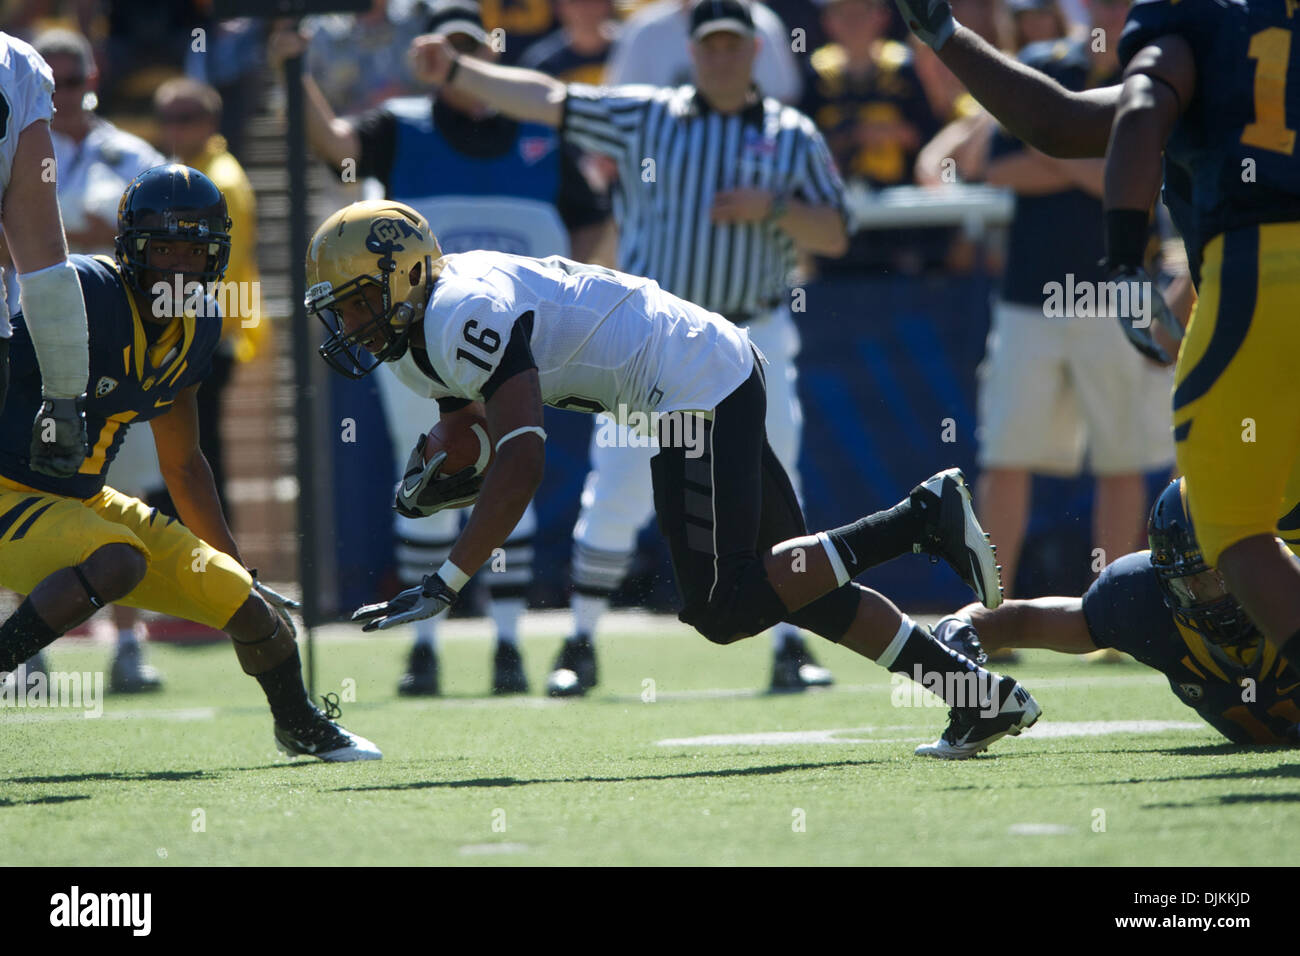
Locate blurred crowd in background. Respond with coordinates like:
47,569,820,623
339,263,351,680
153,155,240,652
0,0,1145,274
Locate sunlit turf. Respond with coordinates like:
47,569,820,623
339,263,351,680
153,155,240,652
4,612,1296,866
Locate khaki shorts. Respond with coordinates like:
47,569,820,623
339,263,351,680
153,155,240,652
976,300,1174,475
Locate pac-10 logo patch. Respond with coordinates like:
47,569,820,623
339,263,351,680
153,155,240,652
1178,682,1204,701
95,376,118,398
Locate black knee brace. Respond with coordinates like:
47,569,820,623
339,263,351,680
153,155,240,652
679,558,789,645
784,583,862,643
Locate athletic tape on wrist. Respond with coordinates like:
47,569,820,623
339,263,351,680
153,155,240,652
438,560,470,593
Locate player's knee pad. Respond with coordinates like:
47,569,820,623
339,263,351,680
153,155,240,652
679,557,788,645
784,583,862,643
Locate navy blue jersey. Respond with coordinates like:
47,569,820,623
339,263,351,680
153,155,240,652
1120,0,1300,276
0,255,221,499
991,40,1118,307
1082,550,1300,744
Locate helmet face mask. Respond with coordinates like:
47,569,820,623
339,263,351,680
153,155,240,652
306,200,442,381
115,164,232,303
311,275,408,379
1148,479,1259,647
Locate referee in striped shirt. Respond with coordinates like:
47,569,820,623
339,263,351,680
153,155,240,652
410,0,850,694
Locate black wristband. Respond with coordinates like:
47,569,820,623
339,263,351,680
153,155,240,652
1104,208,1150,272
445,55,461,87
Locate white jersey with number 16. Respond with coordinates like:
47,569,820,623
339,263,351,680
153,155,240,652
388,250,757,417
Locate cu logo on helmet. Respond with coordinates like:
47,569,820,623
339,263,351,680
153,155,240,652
366,218,419,254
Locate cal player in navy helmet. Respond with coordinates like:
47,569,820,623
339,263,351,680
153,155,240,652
891,0,1300,682
0,165,380,762
931,478,1300,747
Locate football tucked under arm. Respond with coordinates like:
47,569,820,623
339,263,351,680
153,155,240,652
393,413,494,518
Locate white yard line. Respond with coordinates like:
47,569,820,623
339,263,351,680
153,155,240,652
656,720,1205,747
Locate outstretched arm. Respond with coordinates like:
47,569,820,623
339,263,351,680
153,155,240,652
893,0,1121,158
958,597,1099,654
410,33,565,127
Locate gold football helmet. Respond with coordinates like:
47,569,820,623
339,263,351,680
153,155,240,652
306,199,443,379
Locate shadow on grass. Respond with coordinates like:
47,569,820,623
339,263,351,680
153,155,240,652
1149,743,1294,757
3,769,211,785
930,755,1300,792
2,763,302,786
331,758,882,793
0,793,91,807
1145,790,1300,808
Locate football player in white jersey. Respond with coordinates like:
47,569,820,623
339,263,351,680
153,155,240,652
0,32,89,477
307,199,1042,758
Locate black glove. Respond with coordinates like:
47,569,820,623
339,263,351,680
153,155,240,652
351,573,457,631
394,433,484,518
1105,266,1184,365
29,394,89,478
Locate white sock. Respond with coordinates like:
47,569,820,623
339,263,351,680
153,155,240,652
571,593,609,639
413,618,437,650
875,616,917,670
491,598,525,646
117,627,140,651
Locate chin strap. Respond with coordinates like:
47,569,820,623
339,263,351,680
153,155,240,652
389,255,439,334
381,255,440,364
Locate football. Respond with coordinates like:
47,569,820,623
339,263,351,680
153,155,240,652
423,410,494,477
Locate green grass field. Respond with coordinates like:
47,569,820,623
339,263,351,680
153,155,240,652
5,611,1298,866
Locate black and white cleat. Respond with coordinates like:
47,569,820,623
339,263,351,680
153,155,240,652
914,675,1041,760
911,468,1004,609
275,694,382,762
